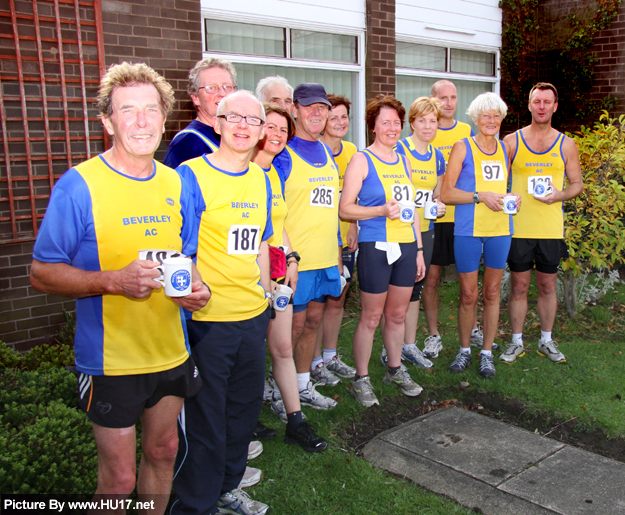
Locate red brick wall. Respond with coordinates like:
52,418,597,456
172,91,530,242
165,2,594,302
366,0,396,143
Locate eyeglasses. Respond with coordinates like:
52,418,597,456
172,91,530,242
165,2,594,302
200,84,236,94
217,114,264,126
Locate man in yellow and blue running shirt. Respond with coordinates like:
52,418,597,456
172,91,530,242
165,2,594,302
30,62,210,515
501,83,583,366
172,91,273,515
422,79,484,361
273,83,343,411
163,58,237,168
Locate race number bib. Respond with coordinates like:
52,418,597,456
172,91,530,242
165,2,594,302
310,185,335,208
480,161,505,182
528,175,553,196
389,184,413,203
228,225,260,255
414,189,433,208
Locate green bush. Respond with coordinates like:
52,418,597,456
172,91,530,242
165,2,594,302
0,368,77,410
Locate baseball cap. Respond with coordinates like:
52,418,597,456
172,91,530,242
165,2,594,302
293,83,331,107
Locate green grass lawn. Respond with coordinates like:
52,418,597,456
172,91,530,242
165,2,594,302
250,270,625,515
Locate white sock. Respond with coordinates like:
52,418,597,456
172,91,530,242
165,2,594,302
512,333,523,344
480,350,492,357
460,347,471,355
541,331,552,342
311,356,323,371
323,349,337,363
297,373,310,392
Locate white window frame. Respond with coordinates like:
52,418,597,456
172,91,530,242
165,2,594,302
201,11,367,148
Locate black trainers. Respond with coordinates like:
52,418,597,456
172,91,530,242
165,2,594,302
284,421,328,453
252,421,277,441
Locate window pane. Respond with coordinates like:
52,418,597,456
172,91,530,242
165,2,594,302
205,19,285,57
234,62,359,143
396,42,446,72
450,49,495,76
291,30,357,64
395,75,494,137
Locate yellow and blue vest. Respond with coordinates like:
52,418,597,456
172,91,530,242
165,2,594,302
333,141,358,247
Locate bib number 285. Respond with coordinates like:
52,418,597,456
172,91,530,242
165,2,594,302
310,185,335,207
228,225,260,254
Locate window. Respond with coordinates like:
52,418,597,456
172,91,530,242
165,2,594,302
396,41,498,136
203,19,364,145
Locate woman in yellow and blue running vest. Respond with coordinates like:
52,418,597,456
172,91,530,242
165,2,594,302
441,92,521,380
339,95,426,407
252,104,328,449
393,96,446,370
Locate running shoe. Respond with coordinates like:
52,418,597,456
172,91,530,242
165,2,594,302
478,353,496,378
537,339,567,363
499,342,525,364
247,441,263,460
262,378,273,403
239,467,262,489
310,362,341,386
325,355,356,378
401,344,434,369
270,395,306,424
449,351,471,373
252,422,277,441
284,421,328,453
299,381,337,410
350,376,379,407
423,335,443,359
382,368,423,396
470,328,499,351
217,488,269,515
379,347,408,371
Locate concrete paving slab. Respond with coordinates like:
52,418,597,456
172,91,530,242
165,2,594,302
375,406,564,485
501,445,625,515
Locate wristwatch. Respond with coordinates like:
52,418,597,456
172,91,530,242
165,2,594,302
473,192,480,204
265,291,273,300
285,251,301,263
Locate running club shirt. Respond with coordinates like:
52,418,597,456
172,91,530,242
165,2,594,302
33,155,196,376
263,164,288,248
357,149,416,243
333,140,358,247
431,120,474,223
164,120,220,169
178,156,273,322
396,138,445,233
274,138,340,272
510,130,567,239
454,137,512,237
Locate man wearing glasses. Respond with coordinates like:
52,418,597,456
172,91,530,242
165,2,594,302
171,90,273,515
164,58,237,168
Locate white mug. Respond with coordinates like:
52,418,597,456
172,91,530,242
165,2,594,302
273,284,293,312
503,195,517,215
398,200,415,224
423,200,438,220
156,257,193,297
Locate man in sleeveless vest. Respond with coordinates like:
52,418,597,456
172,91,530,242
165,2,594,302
273,83,342,411
163,58,237,168
422,79,484,360
171,91,273,515
501,82,583,365
30,62,209,514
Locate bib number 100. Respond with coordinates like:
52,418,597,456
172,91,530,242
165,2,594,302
228,225,260,255
310,186,335,207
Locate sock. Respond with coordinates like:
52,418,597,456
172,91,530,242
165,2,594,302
387,365,400,375
541,331,552,342
460,347,471,355
311,356,323,371
403,342,415,349
511,333,523,344
286,410,304,431
354,374,368,382
323,349,337,363
297,373,310,392
480,350,493,357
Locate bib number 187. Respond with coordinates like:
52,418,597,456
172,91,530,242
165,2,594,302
228,225,260,254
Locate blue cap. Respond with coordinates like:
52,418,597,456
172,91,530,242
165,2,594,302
293,83,331,107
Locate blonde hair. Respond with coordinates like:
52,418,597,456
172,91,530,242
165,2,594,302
408,97,443,126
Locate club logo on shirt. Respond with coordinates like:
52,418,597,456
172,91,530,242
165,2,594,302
166,198,175,206
171,270,191,291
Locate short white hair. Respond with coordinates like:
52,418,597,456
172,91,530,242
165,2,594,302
255,76,293,102
216,90,266,121
466,92,508,124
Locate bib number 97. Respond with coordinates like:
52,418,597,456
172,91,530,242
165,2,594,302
481,162,504,181
228,225,260,254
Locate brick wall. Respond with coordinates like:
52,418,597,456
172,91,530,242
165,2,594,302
0,0,203,350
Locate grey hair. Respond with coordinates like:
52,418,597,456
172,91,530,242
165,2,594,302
466,92,508,124
187,57,237,96
216,90,266,122
255,75,293,102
